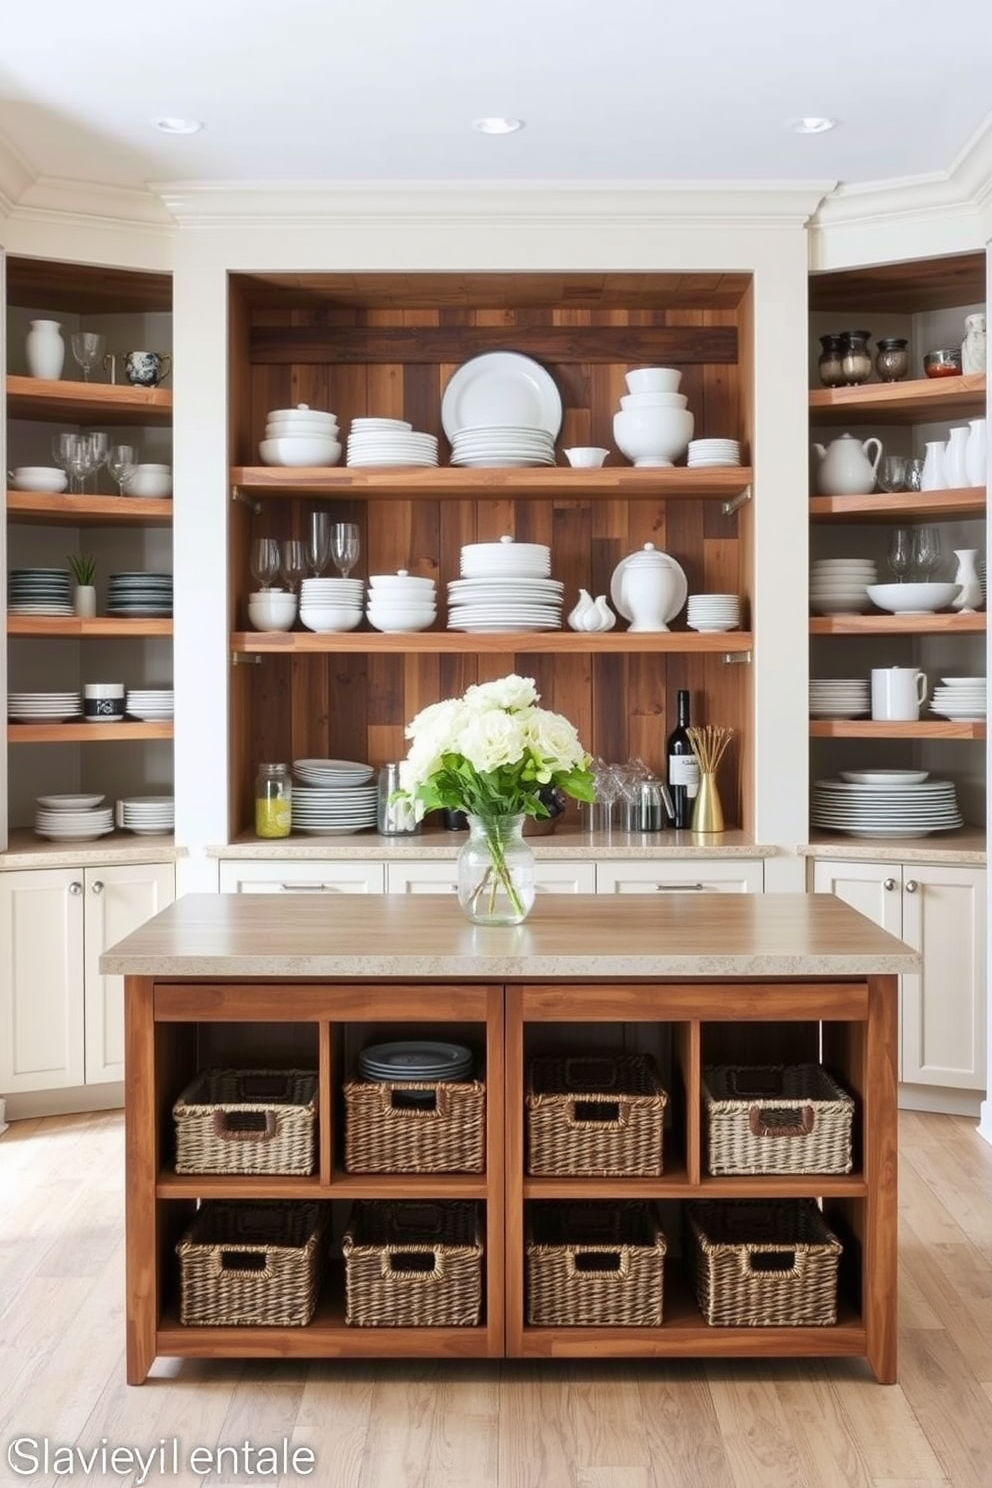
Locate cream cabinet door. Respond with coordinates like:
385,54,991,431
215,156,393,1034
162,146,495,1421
596,859,764,895
218,860,386,894
901,864,986,1092
0,869,85,1093
385,860,596,895
808,859,903,936
83,864,175,1084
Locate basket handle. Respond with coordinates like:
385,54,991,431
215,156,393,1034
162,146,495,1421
382,1248,444,1281
566,1098,629,1129
748,1104,815,1139
381,1084,450,1118
213,1109,277,1142
741,1247,806,1279
215,1248,273,1278
567,1247,631,1280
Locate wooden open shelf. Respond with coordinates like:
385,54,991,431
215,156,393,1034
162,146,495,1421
231,465,753,500
7,375,173,426
6,490,173,526
230,630,754,656
809,373,986,426
809,488,986,523
810,719,986,740
7,616,172,638
809,612,985,636
7,721,173,744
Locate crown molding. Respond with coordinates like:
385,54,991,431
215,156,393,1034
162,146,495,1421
14,174,174,233
0,127,35,217
153,179,835,230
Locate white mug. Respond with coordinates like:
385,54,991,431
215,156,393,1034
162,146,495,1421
871,667,928,721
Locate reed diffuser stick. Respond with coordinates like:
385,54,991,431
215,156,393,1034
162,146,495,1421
686,725,735,833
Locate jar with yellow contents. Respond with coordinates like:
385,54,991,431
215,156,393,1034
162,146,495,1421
255,762,292,838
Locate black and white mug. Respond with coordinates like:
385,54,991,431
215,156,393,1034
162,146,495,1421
84,682,125,723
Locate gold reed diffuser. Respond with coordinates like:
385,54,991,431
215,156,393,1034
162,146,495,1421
686,725,735,834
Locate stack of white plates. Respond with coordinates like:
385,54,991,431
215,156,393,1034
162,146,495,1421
8,690,83,722
290,783,378,834
811,778,963,838
8,567,74,616
107,572,173,617
118,796,175,835
930,676,987,721
35,798,114,842
346,418,439,468
687,438,741,467
293,758,374,788
460,538,551,578
450,425,556,468
686,593,741,632
126,688,174,721
809,678,870,718
809,558,876,616
298,577,364,633
447,577,564,632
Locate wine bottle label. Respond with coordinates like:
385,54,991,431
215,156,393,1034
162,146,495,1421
669,756,700,790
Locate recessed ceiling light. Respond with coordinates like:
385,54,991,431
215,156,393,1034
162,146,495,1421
472,117,525,135
154,117,204,135
787,116,838,135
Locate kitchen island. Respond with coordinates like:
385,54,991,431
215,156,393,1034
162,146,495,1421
102,892,917,1384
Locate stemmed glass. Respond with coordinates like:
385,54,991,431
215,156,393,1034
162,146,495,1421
70,332,106,382
887,526,913,583
913,526,942,580
107,443,137,497
330,522,360,578
308,511,332,576
250,538,281,592
88,430,110,491
63,434,98,495
51,431,77,478
280,539,308,593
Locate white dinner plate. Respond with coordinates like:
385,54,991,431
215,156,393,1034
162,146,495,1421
441,352,563,440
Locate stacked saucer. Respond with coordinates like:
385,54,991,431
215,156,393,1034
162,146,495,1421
298,577,364,633
125,688,174,721
290,782,378,834
8,690,83,722
35,797,113,842
687,438,741,467
809,678,870,719
686,593,741,632
347,418,439,468
931,676,987,721
108,572,173,617
450,425,555,468
809,558,876,616
811,778,963,838
118,796,175,835
8,567,74,616
293,759,374,788
358,1040,474,1083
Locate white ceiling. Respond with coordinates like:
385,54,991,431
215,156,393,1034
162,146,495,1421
0,0,991,197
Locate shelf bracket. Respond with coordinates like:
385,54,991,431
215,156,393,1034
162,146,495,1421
721,651,752,665
721,484,752,517
231,652,263,666
232,486,262,516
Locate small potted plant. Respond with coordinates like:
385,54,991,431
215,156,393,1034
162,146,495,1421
67,553,97,618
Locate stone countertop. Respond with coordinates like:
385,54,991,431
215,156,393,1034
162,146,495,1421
208,826,777,861
101,891,918,979
0,830,185,871
801,828,986,867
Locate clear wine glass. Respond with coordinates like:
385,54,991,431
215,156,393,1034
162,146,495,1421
249,537,281,592
51,430,76,475
887,526,913,582
88,430,110,492
70,331,106,382
107,443,137,497
913,525,942,580
308,511,332,576
63,434,97,495
330,521,360,578
280,539,308,593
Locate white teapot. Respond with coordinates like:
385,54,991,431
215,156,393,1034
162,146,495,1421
812,433,883,496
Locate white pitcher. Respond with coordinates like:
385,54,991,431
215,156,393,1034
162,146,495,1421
811,434,883,496
920,441,946,492
952,549,983,613
965,418,987,488
943,426,970,489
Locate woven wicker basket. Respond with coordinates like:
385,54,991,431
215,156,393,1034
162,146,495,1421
343,1073,485,1173
342,1201,483,1327
702,1064,854,1175
173,1068,317,1175
176,1201,325,1326
687,1199,842,1327
526,1054,667,1176
527,1201,666,1327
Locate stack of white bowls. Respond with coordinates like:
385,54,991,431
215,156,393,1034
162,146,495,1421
248,590,298,632
125,688,174,720
124,463,172,498
687,438,741,468
809,557,877,615
117,796,175,835
613,367,694,468
448,537,562,631
259,404,341,467
10,466,67,493
686,593,741,632
366,570,437,632
298,577,363,632
347,418,439,467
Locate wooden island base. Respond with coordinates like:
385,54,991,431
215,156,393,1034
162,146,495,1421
104,894,914,1384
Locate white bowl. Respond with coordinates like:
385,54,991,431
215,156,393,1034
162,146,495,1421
266,404,337,426
368,571,436,594
563,447,609,468
248,599,297,632
259,437,342,467
866,582,961,615
613,408,694,468
366,609,437,633
619,392,688,411
299,606,363,633
11,465,68,492
123,469,173,498
625,367,682,394
266,418,340,439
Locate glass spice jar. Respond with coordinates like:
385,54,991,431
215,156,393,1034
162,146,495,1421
817,334,846,388
874,336,909,383
255,762,292,838
840,329,873,385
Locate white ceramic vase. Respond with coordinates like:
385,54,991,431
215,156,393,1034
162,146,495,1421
25,319,65,379
73,585,97,619
943,425,970,489
965,417,987,487
961,313,987,375
920,441,946,492
951,549,983,613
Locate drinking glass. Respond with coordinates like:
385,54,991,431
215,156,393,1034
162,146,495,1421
280,539,308,593
88,430,110,489
70,331,106,381
308,511,332,575
913,526,942,580
904,457,924,492
887,526,913,582
107,443,137,497
51,430,77,474
63,434,97,495
877,455,907,493
249,538,281,591
330,522,360,578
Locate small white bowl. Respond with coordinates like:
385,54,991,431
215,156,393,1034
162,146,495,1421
368,570,436,593
619,392,688,411
625,367,682,395
265,419,340,440
266,404,337,425
299,606,363,633
367,609,437,633
248,602,297,632
259,437,342,467
866,582,961,615
563,447,609,468
10,465,68,492
123,469,173,498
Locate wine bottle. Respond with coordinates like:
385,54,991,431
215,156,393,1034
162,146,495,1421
666,689,700,830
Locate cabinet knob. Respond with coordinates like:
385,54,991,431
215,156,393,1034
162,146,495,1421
883,878,896,891
905,879,919,893
68,881,82,895
91,880,104,895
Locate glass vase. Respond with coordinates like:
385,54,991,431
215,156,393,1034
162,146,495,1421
457,813,536,926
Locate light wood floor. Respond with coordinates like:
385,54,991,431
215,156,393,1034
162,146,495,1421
3,1109,992,1487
